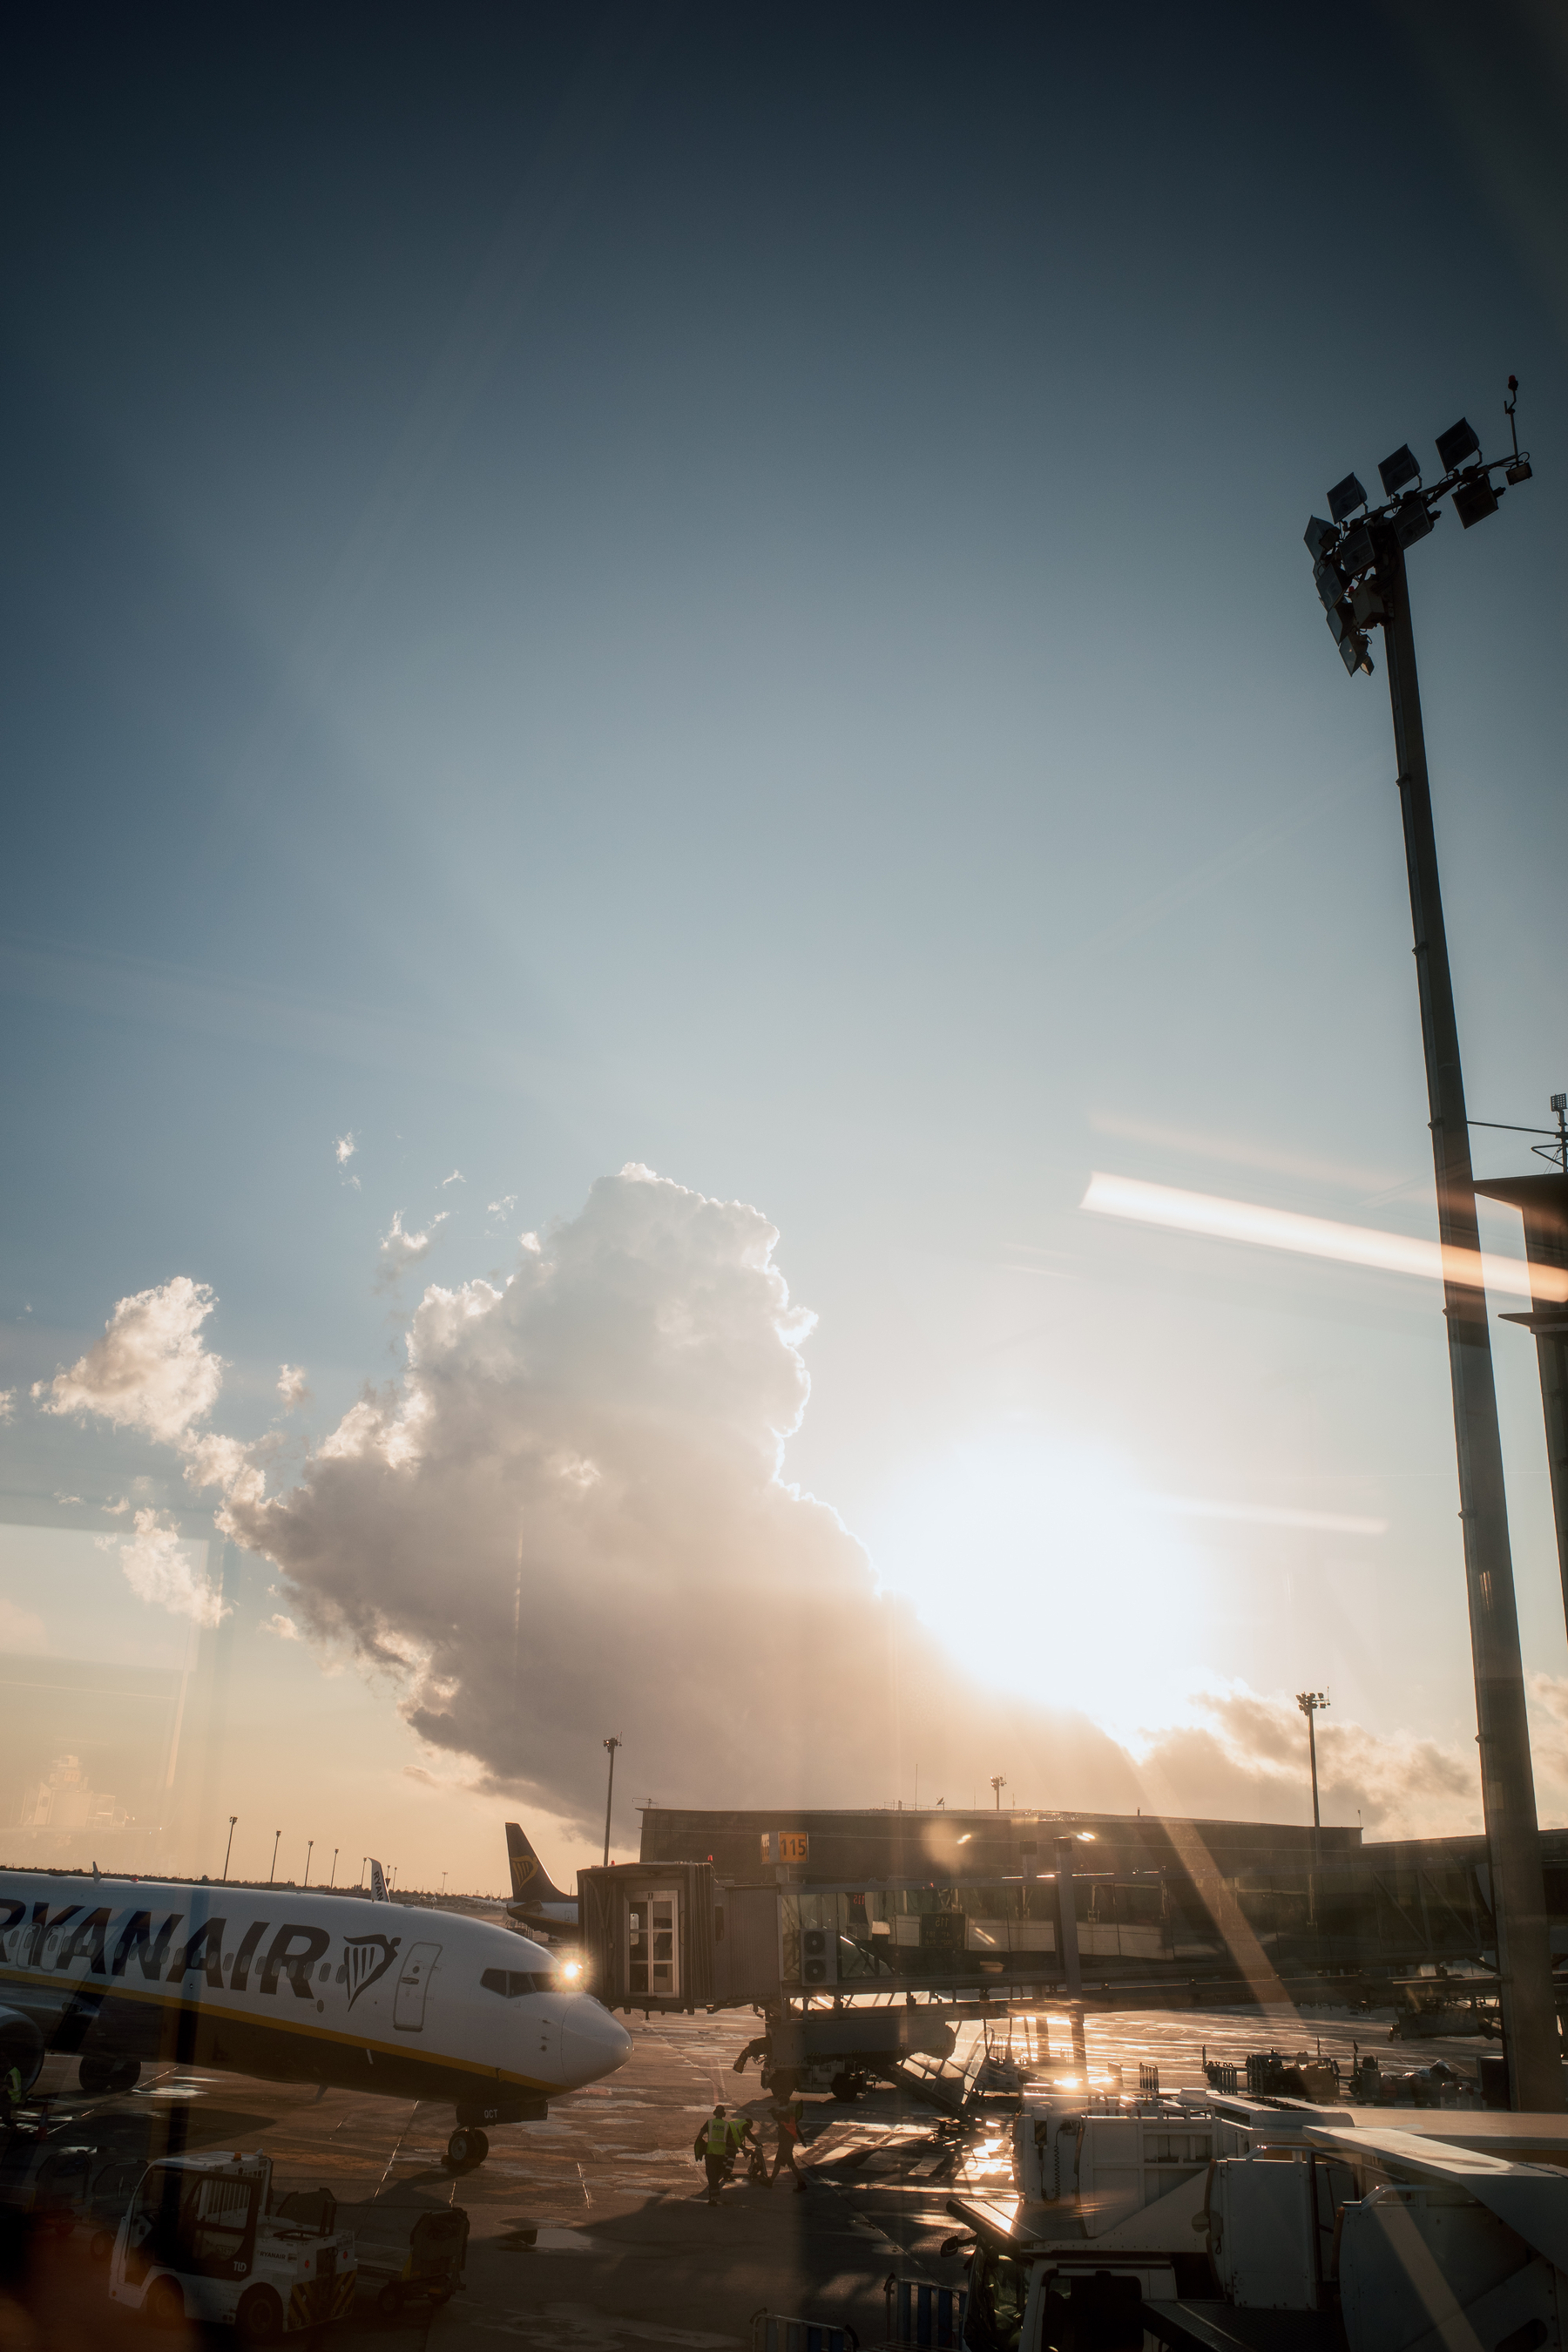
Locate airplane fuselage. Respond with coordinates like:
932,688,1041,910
0,1873,629,2124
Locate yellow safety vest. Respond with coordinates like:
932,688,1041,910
706,2116,737,2156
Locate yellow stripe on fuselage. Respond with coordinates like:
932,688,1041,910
0,1963,549,2095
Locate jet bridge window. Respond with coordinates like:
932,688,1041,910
481,1968,561,1997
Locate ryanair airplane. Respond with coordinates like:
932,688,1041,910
504,1821,579,1936
0,1862,629,2169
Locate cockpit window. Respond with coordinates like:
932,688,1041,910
480,1967,560,1997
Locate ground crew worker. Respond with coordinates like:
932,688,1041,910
693,2104,749,2204
768,2097,806,2191
0,2062,21,2128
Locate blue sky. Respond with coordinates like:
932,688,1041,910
3,2,1566,1888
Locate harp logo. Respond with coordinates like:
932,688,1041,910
512,1853,537,1889
343,1934,401,2011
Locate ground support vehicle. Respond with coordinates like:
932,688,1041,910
108,2149,356,2338
335,2197,468,2319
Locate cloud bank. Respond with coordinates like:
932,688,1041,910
38,1166,1505,1846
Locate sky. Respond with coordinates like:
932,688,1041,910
2,1,1567,1894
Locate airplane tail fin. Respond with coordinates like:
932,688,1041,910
368,1859,389,1903
505,1821,569,1905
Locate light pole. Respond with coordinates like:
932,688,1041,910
222,1816,238,1884
1304,381,1558,2111
304,1840,314,1889
360,1856,368,1889
269,1829,281,1887
1295,1693,1328,1839
329,1848,338,1888
990,1774,1006,1811
602,1736,622,1868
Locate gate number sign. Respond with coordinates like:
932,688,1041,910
761,1832,809,1864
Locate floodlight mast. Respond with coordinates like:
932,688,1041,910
1305,383,1559,2112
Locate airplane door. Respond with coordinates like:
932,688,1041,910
393,1943,441,2031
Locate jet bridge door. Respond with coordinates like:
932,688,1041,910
393,1943,441,2031
629,1890,679,1997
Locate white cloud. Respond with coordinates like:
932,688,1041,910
181,1431,266,1509
35,1276,222,1444
441,1170,465,1188
277,1364,310,1409
375,1209,448,1289
0,1389,15,1423
98,1508,227,1627
486,1195,517,1219
260,1612,302,1640
335,1132,356,1166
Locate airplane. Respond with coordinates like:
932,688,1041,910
0,1856,629,2172
504,1822,579,1936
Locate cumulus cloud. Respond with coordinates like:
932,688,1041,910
98,1508,227,1627
375,1209,448,1289
51,1166,1511,1850
335,1132,356,1166
220,1166,1146,1833
0,1389,15,1423
277,1364,310,1409
35,1277,222,1444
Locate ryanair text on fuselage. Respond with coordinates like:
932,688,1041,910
0,1873,630,2130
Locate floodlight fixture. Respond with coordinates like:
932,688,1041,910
1337,524,1375,578
1393,498,1436,551
1338,632,1373,677
1303,516,1336,558
1328,470,1368,524
1378,443,1421,497
1436,416,1481,471
1314,560,1345,611
1453,474,1500,530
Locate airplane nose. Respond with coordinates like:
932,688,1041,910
562,1995,632,2086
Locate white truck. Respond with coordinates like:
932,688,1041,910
107,2149,356,2341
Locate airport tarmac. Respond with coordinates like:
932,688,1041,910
3,2003,1478,2347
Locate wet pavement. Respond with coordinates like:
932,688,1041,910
1,2001,1483,2347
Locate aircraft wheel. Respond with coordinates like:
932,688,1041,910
470,2130,489,2164
445,2128,475,2170
78,2055,115,2096
106,2058,141,2093
145,2275,185,2328
235,2283,285,2342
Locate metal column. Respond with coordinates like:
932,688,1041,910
1379,535,1561,2110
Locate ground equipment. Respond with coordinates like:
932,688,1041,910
334,2195,468,2318
107,2149,356,2337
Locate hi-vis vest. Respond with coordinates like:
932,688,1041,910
706,2115,737,2156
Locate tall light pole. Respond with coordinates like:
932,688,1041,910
1295,1693,1328,1841
990,1774,1006,1811
269,1829,281,1886
304,1840,314,1889
1304,381,1558,2111
221,1816,238,1884
602,1736,622,1868
329,1848,338,1889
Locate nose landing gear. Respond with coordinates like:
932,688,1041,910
445,2126,489,2171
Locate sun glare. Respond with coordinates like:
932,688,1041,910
866,1427,1213,1743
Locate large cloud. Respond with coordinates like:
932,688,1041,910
44,1167,1514,1848
224,1166,1147,1835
